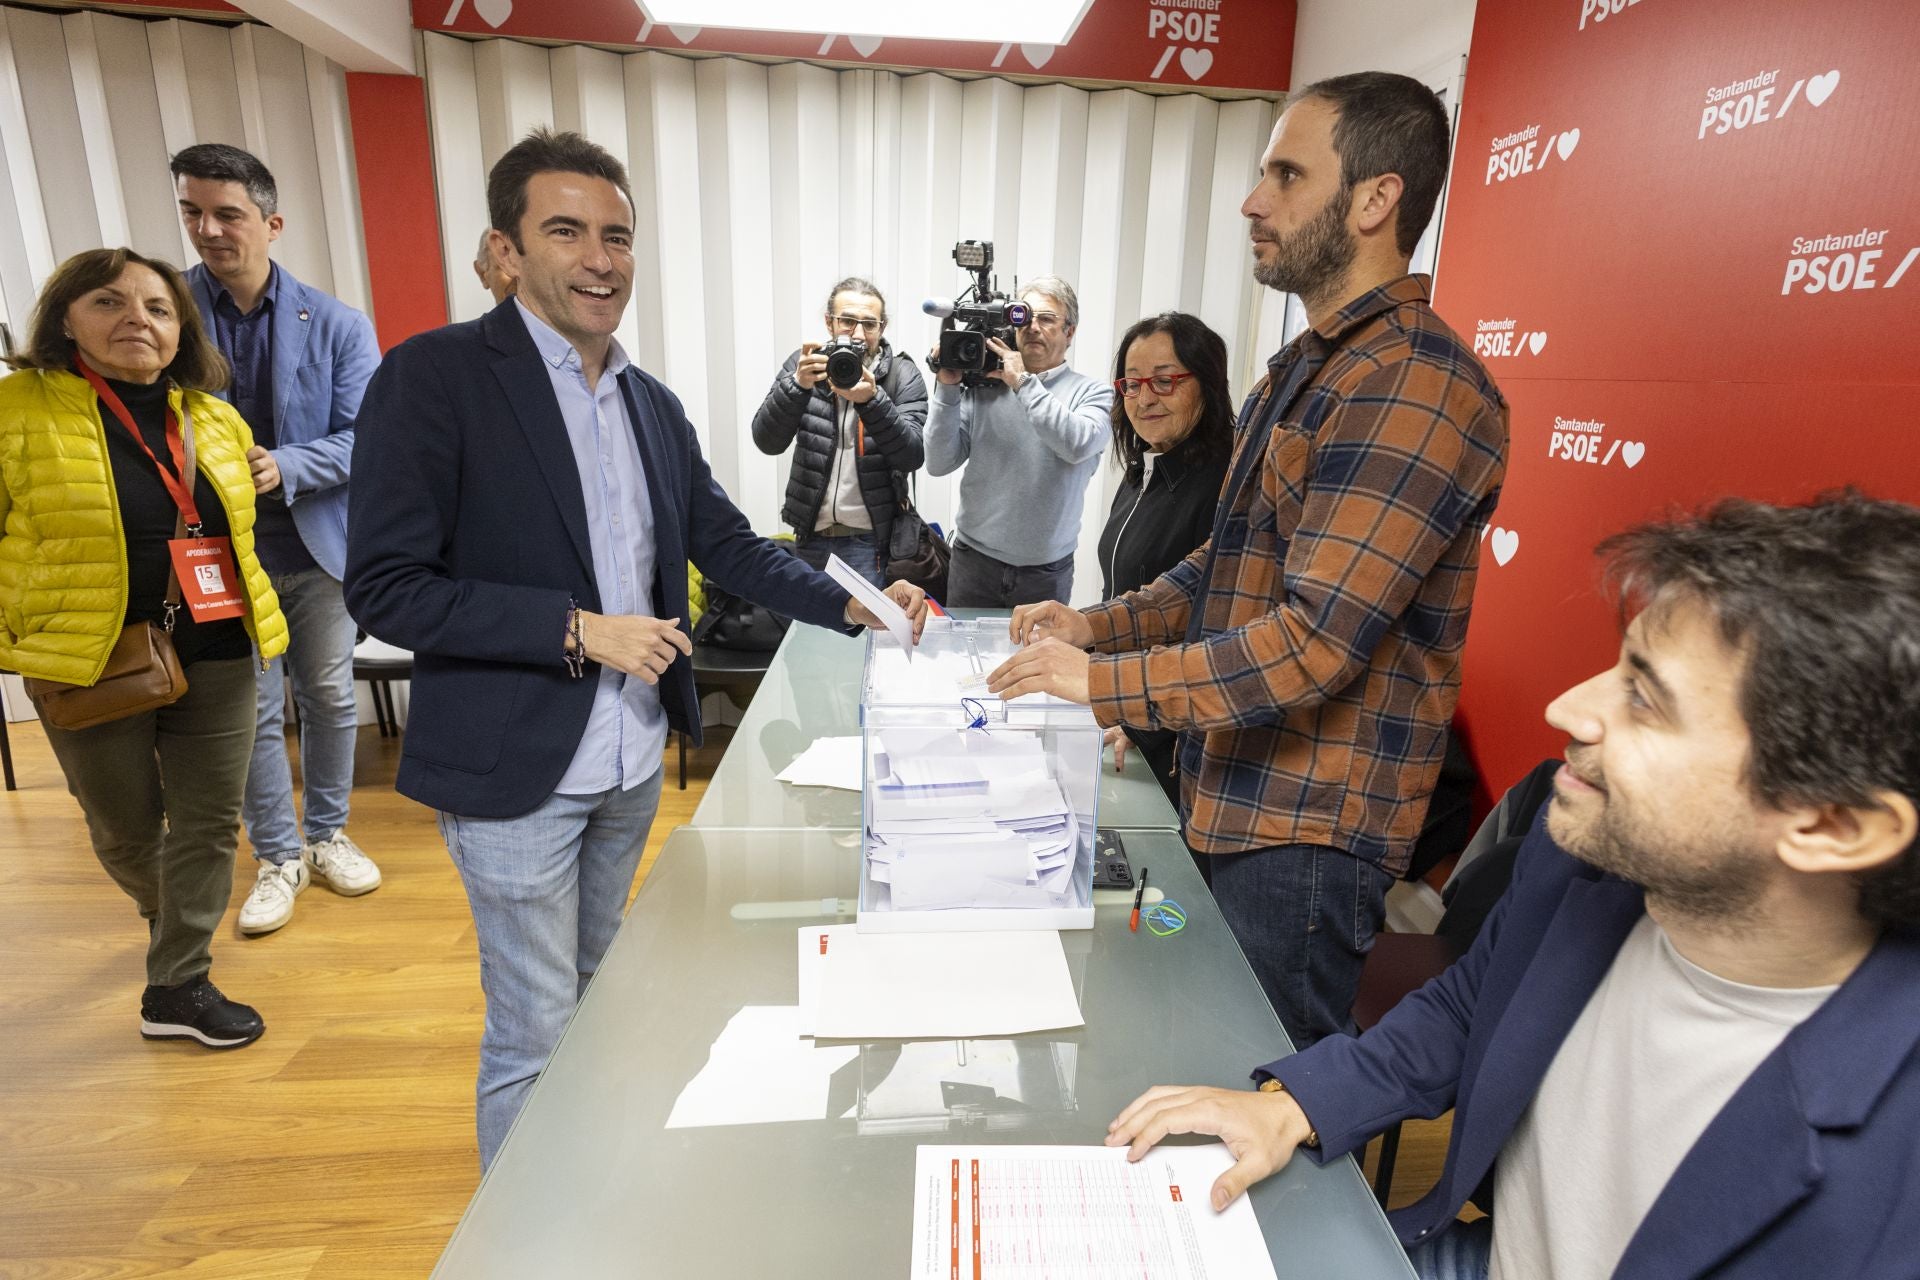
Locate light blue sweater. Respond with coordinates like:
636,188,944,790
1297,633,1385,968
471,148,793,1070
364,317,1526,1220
923,362,1114,566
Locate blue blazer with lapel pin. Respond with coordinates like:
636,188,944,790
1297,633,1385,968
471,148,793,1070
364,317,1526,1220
1266,816,1920,1278
344,299,853,820
185,262,380,580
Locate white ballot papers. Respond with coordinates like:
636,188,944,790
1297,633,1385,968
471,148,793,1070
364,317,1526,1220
827,552,914,657
775,735,864,790
799,925,1083,1040
909,1145,1280,1280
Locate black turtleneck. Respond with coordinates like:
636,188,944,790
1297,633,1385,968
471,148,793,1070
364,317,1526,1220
98,375,251,666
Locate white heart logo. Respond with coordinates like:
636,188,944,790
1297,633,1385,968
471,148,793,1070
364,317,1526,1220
1021,43,1054,69
849,34,883,58
472,0,512,28
1556,128,1580,161
1527,331,1547,356
667,24,701,44
1621,441,1646,469
1806,70,1840,107
1491,528,1519,566
1179,47,1214,81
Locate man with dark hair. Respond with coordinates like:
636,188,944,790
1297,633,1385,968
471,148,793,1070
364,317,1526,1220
171,142,384,936
990,72,1509,1047
345,127,927,1167
1109,492,1920,1280
751,276,927,586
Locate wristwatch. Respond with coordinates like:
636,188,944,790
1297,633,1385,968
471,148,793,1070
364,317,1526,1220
1258,1078,1319,1147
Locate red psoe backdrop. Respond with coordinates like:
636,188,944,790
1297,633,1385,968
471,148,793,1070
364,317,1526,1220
344,73,451,352
415,0,1294,96
1432,0,1920,797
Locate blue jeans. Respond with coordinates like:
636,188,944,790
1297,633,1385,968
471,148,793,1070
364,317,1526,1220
243,568,359,863
948,539,1073,608
1407,1217,1492,1280
795,530,883,587
1203,843,1393,1049
437,770,665,1168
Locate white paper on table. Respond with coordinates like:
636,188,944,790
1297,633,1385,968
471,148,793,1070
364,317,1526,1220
827,553,914,658
775,735,864,790
908,1144,1280,1280
663,1005,857,1129
795,924,837,1036
811,926,1083,1039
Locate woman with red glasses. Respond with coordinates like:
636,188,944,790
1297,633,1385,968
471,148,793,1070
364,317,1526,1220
1097,312,1235,806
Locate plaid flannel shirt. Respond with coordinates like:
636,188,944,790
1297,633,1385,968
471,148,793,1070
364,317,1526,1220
1083,275,1509,872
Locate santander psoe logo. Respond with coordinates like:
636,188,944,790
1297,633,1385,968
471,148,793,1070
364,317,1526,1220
1579,0,1654,31
1486,124,1580,185
1548,416,1645,470
1473,319,1547,359
1780,227,1918,296
1699,67,1841,141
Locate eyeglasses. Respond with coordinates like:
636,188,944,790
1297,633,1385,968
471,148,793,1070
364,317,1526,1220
830,314,883,334
1023,312,1066,330
1113,372,1199,398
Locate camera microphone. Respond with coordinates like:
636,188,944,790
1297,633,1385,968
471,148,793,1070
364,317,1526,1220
921,296,957,318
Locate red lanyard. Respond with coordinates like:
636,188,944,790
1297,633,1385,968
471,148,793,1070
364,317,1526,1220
76,355,204,531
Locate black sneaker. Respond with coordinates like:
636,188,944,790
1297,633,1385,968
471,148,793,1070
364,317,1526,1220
140,976,265,1049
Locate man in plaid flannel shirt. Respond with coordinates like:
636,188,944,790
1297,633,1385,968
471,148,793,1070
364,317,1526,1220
989,72,1510,1047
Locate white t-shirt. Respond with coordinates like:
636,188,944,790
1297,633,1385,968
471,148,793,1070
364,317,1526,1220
815,397,873,532
1490,915,1835,1280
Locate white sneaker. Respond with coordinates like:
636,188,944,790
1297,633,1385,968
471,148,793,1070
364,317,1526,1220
305,829,382,896
238,857,309,935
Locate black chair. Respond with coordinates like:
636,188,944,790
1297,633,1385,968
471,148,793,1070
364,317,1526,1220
351,638,414,739
1354,757,1561,1205
676,641,775,788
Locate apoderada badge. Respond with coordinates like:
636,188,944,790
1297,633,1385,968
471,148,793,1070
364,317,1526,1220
167,536,247,621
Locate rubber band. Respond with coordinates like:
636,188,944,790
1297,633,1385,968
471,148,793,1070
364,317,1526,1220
1144,901,1187,936
960,697,990,730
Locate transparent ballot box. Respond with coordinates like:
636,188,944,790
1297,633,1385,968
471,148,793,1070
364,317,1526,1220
857,617,1101,932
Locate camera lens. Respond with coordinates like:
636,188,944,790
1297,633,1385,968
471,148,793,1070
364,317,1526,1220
825,340,865,389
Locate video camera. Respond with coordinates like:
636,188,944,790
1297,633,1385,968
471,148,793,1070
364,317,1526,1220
924,240,1030,389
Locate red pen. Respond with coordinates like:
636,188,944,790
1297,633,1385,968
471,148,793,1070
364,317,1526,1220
1130,868,1148,933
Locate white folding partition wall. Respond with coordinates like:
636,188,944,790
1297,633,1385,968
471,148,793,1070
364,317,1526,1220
422,32,1279,605
0,5,369,338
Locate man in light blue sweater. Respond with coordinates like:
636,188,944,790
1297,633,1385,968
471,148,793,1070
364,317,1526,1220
925,275,1114,607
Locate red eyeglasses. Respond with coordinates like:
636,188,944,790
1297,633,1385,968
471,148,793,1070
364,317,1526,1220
1113,372,1199,398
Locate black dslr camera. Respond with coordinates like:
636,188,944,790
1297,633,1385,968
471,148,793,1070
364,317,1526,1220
819,337,867,390
926,240,1030,389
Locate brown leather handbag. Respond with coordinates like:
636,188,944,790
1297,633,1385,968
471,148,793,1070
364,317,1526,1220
25,615,187,731
24,503,191,731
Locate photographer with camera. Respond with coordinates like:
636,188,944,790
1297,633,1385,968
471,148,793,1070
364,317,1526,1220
750,277,926,586
925,271,1113,608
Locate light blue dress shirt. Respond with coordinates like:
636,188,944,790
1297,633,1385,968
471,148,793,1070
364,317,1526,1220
515,300,666,794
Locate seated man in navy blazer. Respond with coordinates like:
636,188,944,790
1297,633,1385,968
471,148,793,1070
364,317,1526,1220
346,128,925,1168
1109,493,1920,1280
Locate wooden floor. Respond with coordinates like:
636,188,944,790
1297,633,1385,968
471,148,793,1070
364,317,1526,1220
0,718,1452,1278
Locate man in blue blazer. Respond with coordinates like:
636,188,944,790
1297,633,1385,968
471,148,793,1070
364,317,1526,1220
173,143,385,937
1109,493,1920,1279
345,128,925,1168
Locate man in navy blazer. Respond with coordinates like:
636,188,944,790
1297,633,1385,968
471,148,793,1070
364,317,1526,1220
173,143,386,938
1110,493,1920,1279
345,128,925,1167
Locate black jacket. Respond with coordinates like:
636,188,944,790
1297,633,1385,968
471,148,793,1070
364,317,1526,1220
1096,437,1230,807
344,300,852,819
750,341,927,549
1096,438,1229,599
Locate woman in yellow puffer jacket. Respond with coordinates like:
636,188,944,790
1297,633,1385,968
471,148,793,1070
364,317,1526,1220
1,247,288,1050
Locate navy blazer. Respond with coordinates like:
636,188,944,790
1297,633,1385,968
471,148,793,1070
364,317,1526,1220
344,300,851,818
1268,818,1920,1278
186,263,379,580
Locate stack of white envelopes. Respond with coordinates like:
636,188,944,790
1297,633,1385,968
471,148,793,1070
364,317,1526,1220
866,730,1080,911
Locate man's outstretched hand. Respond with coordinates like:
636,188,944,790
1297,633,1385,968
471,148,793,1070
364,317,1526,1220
1105,1084,1316,1211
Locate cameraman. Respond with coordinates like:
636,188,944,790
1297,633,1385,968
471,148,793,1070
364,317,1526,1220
925,276,1113,607
750,276,927,586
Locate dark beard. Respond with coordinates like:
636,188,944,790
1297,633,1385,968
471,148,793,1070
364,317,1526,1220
1549,796,1767,923
1253,186,1357,305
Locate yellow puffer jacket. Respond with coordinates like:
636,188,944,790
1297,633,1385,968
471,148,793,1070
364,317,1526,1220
0,367,288,686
